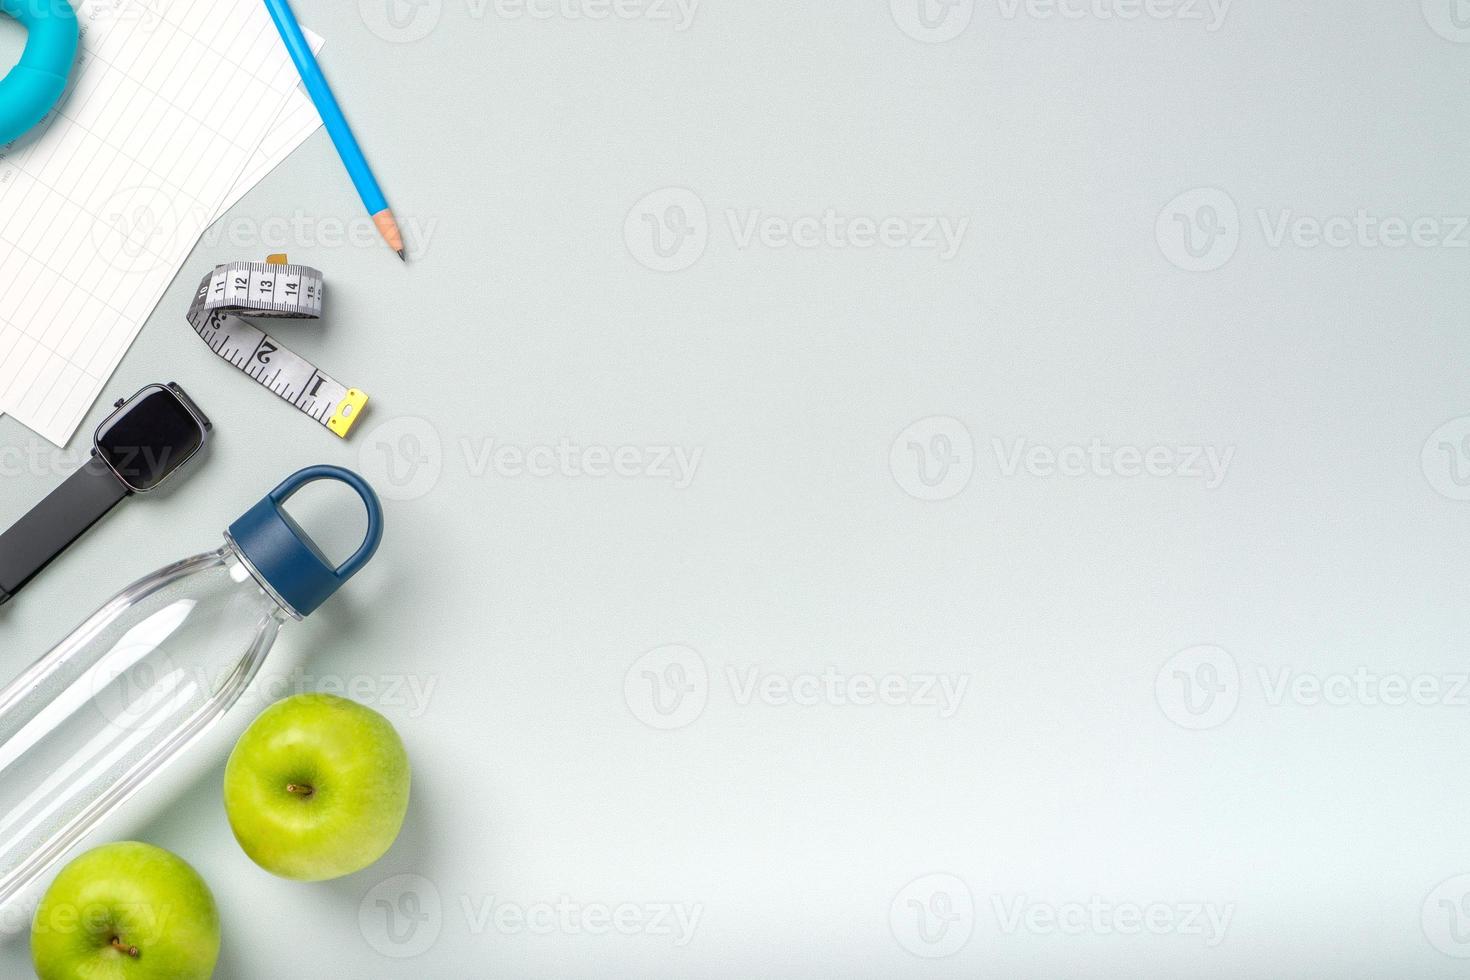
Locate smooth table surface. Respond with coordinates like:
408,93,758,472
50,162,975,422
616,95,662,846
2,2,1470,977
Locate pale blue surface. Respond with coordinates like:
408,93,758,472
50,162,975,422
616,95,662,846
1,1,1470,977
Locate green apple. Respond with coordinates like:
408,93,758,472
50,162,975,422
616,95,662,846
31,841,220,980
224,693,410,881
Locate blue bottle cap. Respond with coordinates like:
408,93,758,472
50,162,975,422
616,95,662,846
227,466,384,617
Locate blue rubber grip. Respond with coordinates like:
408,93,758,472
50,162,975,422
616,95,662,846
0,0,79,145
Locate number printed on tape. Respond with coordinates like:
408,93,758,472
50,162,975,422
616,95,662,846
187,260,367,438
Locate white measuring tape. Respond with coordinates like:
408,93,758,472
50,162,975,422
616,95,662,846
187,255,368,438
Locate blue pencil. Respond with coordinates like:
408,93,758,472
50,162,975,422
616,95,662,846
262,0,406,261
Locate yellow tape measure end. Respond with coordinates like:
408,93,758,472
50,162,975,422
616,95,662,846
327,389,369,438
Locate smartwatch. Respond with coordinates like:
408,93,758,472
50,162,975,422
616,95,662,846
0,383,212,607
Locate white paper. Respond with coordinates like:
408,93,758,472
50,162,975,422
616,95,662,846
214,28,324,219
0,0,303,445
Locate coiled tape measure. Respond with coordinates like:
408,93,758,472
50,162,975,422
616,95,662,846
187,255,368,438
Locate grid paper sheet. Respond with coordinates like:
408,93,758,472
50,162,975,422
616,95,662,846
216,28,324,218
0,0,301,446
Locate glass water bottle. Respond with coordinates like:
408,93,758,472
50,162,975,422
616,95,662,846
0,465,383,908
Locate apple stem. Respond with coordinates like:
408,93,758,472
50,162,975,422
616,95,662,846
286,782,315,799
111,936,139,958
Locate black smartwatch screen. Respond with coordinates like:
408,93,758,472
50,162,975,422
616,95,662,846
94,384,210,492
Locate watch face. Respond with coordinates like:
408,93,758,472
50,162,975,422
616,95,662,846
94,385,209,492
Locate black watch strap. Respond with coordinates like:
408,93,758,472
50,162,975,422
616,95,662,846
0,456,130,606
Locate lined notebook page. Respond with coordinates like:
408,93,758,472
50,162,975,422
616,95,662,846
0,0,300,445
216,27,325,218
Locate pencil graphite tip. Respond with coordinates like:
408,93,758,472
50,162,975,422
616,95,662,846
396,249,407,262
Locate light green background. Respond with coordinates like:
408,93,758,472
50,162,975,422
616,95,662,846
3,0,1470,976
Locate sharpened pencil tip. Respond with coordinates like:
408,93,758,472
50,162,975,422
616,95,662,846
396,249,406,262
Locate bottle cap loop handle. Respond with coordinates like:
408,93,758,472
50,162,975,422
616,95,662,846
265,465,383,582
228,465,384,617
